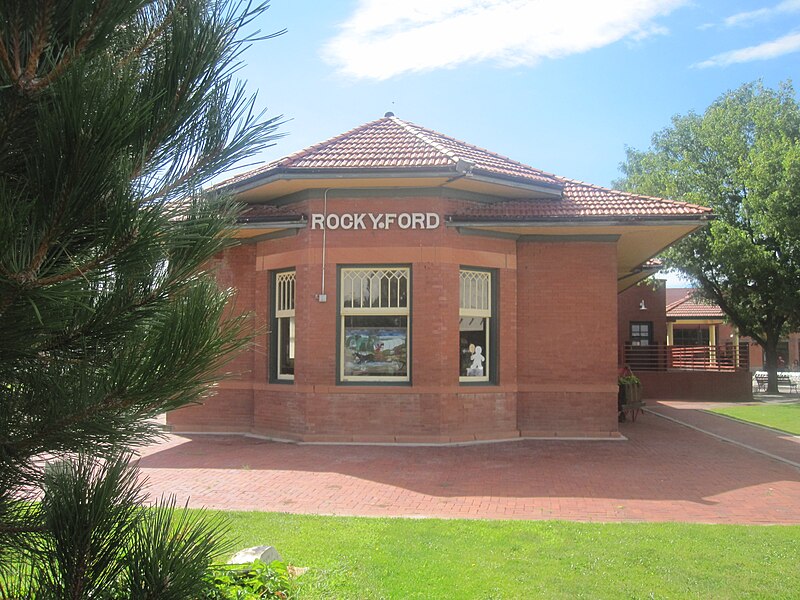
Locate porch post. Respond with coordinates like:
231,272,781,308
733,331,740,368
709,324,716,367
666,322,674,346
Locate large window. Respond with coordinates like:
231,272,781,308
340,267,409,382
673,328,709,346
273,270,295,381
459,268,494,382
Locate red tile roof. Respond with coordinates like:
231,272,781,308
451,184,709,220
666,291,725,318
218,116,713,221
219,116,562,188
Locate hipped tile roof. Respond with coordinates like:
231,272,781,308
220,116,712,221
453,186,708,220
666,290,725,318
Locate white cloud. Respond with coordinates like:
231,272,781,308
723,0,800,27
694,31,800,68
323,0,687,80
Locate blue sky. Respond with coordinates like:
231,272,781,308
231,1,800,285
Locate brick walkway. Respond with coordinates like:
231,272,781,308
136,408,800,524
646,400,800,468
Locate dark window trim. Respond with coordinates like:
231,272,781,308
630,320,653,345
269,267,295,384
459,266,499,386
336,263,413,387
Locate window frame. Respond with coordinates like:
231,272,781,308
459,267,498,385
270,268,296,383
337,264,412,385
673,327,709,346
630,321,653,347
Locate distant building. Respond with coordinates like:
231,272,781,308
665,288,798,371
618,284,758,401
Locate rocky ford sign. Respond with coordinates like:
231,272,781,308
310,212,440,230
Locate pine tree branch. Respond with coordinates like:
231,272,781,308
11,12,21,78
22,0,110,93
22,0,52,83
0,523,46,535
31,232,137,289
138,142,226,203
1,230,135,320
38,287,164,354
20,203,67,286
0,287,21,320
115,6,174,71
7,390,128,456
0,34,15,80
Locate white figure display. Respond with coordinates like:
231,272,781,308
467,346,485,376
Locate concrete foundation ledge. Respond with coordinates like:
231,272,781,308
170,429,625,445
518,430,625,440
170,424,252,434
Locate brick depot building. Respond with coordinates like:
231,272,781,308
168,115,712,443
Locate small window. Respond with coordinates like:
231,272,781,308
459,269,494,382
274,270,295,380
630,321,652,346
340,267,409,382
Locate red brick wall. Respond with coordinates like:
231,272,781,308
170,192,621,441
617,280,666,364
637,370,752,401
516,240,619,437
167,387,254,433
167,244,256,433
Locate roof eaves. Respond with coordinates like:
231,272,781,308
466,169,564,197
214,163,465,194
236,214,305,225
446,214,712,226
215,164,569,199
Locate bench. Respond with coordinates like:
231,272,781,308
754,372,797,392
779,374,798,392
755,373,768,391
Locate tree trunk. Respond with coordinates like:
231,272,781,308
763,338,780,393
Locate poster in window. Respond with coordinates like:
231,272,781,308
343,317,407,377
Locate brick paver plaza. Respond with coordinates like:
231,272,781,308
137,402,800,524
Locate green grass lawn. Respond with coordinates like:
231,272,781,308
211,511,800,599
708,402,800,435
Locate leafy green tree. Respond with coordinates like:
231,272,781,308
617,81,800,393
0,0,283,592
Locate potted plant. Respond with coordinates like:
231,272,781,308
618,373,642,404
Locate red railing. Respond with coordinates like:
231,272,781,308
623,342,750,372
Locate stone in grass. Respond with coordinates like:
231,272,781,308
228,545,283,565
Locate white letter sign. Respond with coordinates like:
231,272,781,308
310,212,441,231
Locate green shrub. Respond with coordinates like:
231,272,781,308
204,560,295,599
618,374,641,386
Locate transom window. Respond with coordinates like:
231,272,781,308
340,267,409,382
274,270,295,380
459,269,493,382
